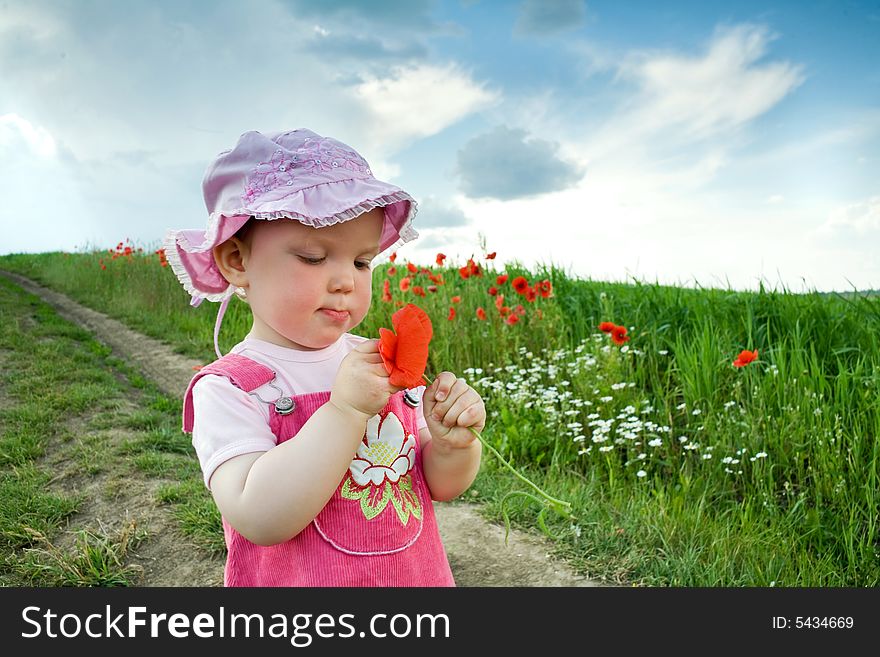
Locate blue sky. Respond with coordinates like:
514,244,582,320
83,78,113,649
1,0,878,291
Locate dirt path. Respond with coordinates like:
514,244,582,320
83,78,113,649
2,270,600,587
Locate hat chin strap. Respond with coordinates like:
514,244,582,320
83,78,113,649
213,295,231,359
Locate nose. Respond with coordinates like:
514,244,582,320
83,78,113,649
328,262,355,293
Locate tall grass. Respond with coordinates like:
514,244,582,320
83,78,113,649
2,245,878,585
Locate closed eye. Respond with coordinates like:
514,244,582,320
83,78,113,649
300,256,372,270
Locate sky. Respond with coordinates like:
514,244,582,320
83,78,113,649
1,0,878,292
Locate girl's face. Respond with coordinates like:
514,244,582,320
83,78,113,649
240,209,384,350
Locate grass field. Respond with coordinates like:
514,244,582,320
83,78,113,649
0,274,222,586
1,242,877,586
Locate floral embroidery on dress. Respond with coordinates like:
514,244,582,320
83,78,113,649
341,411,422,526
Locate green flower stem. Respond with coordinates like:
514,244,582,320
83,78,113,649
465,425,572,514
423,374,573,523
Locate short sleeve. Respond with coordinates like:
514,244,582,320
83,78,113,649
191,375,278,489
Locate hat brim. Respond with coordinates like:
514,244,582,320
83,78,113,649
164,180,418,303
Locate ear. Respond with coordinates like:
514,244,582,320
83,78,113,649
212,237,250,288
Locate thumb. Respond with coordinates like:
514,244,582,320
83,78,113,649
353,339,380,354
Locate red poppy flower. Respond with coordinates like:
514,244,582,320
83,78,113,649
428,272,443,285
451,296,461,303
412,285,426,297
467,258,482,277
476,307,487,320
512,276,528,294
499,306,511,316
399,277,411,292
388,266,397,276
515,304,526,316
611,325,630,345
427,285,438,293
436,253,447,266
599,322,616,333
494,294,505,311
537,280,553,298
448,307,456,321
405,262,416,274
506,314,519,325
496,274,509,285
378,303,433,388
733,349,759,368
488,286,498,296
382,279,392,302
525,287,537,302
459,266,470,280
486,252,496,260
389,252,397,263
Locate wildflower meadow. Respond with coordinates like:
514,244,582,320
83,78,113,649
1,239,877,586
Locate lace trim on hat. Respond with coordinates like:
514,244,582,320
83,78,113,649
165,191,419,304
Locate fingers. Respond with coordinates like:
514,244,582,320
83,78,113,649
430,371,458,403
429,376,483,428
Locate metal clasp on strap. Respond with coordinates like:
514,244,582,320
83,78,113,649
247,378,296,416
403,389,420,408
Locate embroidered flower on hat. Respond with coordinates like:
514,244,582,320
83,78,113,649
241,137,373,206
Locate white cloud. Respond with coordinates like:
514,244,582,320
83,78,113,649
0,113,57,157
352,63,500,156
817,197,880,238
617,24,805,142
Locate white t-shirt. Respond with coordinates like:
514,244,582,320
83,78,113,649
191,333,428,489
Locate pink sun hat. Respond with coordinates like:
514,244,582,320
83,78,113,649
164,129,419,357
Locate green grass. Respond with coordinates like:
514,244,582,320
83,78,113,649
0,274,221,585
1,245,878,586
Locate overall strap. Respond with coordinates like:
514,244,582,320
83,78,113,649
182,353,276,433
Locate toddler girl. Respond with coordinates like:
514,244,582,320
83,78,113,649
165,129,484,586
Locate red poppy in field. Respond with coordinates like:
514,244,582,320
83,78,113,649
466,258,482,277
412,286,426,297
494,294,505,311
378,303,433,388
476,307,487,320
537,280,553,298
436,253,447,266
512,276,529,295
515,304,526,316
447,307,456,321
389,252,398,263
427,285,438,293
428,272,444,285
599,322,616,333
486,252,496,260
525,287,537,302
405,262,416,274
488,286,498,296
506,314,520,326
388,266,397,276
459,266,470,280
733,349,759,368
610,325,630,345
399,277,411,292
382,279,392,302
451,296,461,304
496,274,509,286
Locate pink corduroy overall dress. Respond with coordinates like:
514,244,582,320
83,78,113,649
183,354,455,587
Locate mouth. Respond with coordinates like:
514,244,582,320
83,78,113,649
320,308,350,322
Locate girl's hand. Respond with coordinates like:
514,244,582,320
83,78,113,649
423,372,486,448
331,340,402,421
